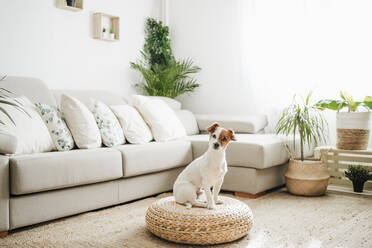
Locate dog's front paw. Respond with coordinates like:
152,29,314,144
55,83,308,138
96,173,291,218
215,198,223,205
207,203,216,210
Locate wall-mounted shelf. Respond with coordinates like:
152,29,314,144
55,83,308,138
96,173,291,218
56,0,83,11
93,12,120,42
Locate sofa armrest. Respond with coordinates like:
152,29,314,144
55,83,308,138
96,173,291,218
0,155,9,231
195,114,268,134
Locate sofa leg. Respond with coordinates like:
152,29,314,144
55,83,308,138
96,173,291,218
234,191,266,199
0,231,8,238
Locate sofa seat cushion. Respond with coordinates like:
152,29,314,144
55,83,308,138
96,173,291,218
114,140,192,177
10,148,123,195
187,134,290,169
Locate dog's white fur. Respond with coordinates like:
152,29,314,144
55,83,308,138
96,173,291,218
173,123,236,209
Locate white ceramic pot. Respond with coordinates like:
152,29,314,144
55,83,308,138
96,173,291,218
336,112,371,150
110,33,115,40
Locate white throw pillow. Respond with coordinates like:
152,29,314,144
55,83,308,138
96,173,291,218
91,99,125,147
110,105,153,144
35,103,75,151
0,96,55,154
132,95,186,142
61,94,102,149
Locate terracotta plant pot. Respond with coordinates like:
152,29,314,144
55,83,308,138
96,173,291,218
336,112,371,150
285,159,329,196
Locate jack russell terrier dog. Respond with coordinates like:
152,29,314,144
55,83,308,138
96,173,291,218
173,122,236,209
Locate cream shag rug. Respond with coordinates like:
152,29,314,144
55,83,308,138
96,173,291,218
1,190,371,248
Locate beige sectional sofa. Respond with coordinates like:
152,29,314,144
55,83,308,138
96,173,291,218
0,76,289,234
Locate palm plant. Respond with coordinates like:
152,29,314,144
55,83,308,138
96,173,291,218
130,18,201,98
131,59,200,98
275,92,328,161
0,76,28,125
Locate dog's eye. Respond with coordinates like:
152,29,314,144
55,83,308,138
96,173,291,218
222,137,227,142
212,134,216,138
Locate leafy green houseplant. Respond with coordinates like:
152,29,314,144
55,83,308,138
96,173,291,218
276,92,328,161
109,27,115,39
275,93,330,196
345,165,372,192
316,92,372,150
130,18,201,98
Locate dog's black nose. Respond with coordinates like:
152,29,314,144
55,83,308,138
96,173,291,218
214,143,219,149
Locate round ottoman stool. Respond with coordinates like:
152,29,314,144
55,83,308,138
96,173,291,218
146,196,253,245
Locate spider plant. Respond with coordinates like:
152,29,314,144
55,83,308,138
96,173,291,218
275,92,328,161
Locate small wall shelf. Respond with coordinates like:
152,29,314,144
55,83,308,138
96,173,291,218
93,12,120,42
56,0,83,11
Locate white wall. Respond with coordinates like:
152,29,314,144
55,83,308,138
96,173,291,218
168,0,372,145
0,0,161,98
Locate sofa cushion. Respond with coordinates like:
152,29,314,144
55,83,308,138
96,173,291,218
61,94,102,149
10,148,123,195
53,90,127,110
132,95,186,142
0,96,55,155
114,140,192,177
110,105,153,144
146,96,181,110
187,134,289,169
175,110,199,135
195,114,268,134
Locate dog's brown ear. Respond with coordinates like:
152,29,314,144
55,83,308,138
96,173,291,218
228,128,237,141
206,122,220,134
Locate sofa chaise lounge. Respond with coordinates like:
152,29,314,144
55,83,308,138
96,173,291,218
0,76,290,236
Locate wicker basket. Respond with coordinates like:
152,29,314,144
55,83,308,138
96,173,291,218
337,128,370,150
285,159,329,196
146,196,253,245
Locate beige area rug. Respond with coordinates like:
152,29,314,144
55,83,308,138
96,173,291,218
1,190,371,248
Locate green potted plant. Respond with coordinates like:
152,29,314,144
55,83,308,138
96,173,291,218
102,28,107,39
345,165,372,192
276,92,329,196
316,92,372,150
66,0,75,7
130,18,201,98
109,27,115,40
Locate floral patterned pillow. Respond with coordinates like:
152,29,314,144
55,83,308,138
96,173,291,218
91,99,125,147
35,103,75,151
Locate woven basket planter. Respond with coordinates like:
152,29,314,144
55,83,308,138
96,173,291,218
336,112,371,150
285,159,329,196
146,196,253,245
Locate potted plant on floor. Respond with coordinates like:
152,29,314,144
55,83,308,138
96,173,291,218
316,92,372,150
276,92,329,196
130,18,201,98
345,165,372,192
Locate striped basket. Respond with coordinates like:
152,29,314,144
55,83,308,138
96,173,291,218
146,196,253,245
337,129,370,150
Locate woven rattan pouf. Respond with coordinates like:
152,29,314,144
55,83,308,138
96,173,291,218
146,196,253,245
